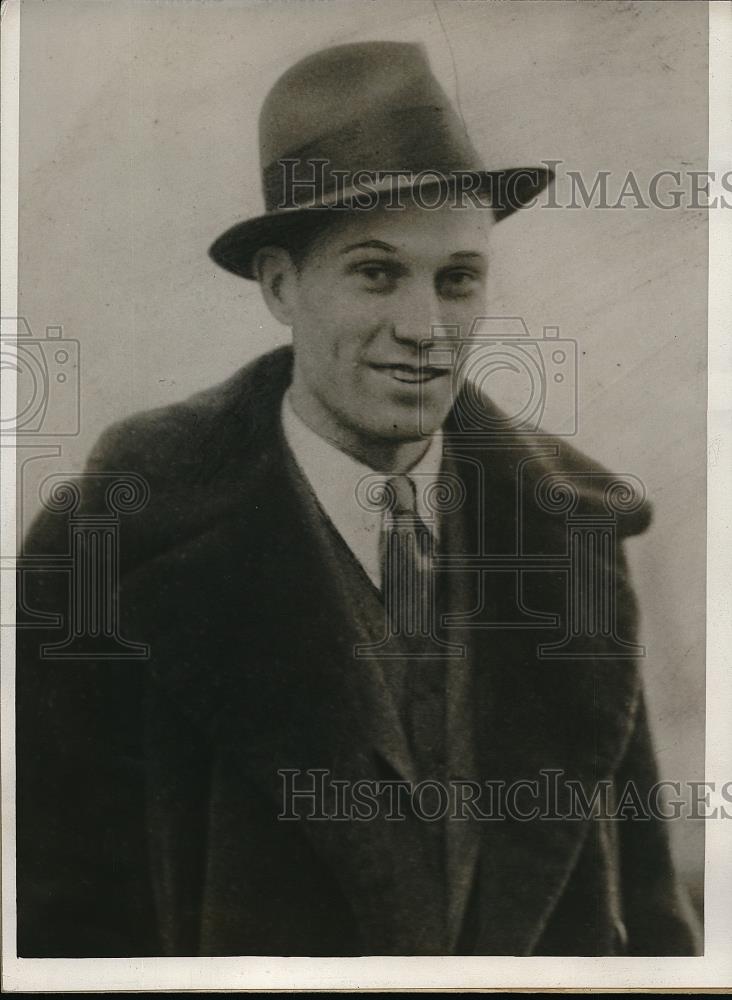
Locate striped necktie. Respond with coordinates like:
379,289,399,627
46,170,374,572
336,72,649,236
380,474,435,638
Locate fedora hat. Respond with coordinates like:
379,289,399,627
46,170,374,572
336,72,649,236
209,41,553,280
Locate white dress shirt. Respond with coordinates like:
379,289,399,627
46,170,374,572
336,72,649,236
281,390,443,588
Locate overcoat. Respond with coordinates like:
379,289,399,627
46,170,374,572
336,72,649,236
16,345,700,957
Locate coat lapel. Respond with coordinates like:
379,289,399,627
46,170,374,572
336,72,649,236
442,424,641,954
120,368,427,950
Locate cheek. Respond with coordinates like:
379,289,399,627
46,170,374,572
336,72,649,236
294,315,368,392
296,272,390,372
299,282,344,335
303,301,379,364
449,296,485,333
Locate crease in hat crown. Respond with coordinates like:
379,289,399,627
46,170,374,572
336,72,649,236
259,42,464,173
209,40,554,280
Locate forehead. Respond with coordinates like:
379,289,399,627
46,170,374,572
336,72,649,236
312,200,495,258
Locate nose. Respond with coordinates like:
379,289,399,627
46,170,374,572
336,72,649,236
390,281,444,349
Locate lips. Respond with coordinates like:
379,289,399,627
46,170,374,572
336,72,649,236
369,362,448,384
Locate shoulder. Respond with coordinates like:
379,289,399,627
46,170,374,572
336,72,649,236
448,392,652,539
23,346,293,558
521,427,652,538
85,345,293,486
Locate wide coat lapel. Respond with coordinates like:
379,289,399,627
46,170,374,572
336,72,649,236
441,416,642,954
120,347,432,951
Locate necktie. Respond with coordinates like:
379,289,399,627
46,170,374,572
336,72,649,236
380,475,435,639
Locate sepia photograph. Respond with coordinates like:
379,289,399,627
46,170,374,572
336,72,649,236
1,0,730,992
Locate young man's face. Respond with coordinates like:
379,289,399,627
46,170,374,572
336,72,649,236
285,200,494,455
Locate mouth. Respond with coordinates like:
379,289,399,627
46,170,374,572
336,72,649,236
368,362,448,385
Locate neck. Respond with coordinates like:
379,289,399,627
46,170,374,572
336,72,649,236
333,435,432,474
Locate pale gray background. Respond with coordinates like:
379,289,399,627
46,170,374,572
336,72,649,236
16,0,707,899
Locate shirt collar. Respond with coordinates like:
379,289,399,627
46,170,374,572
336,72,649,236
281,390,443,587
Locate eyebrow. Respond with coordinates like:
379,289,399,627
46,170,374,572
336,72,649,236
340,239,398,254
339,241,487,261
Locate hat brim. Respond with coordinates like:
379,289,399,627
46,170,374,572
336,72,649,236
208,166,554,280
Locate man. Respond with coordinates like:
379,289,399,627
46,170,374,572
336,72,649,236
16,41,699,957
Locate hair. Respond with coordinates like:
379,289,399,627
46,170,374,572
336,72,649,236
277,210,341,272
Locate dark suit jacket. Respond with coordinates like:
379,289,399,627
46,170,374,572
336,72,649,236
16,345,701,957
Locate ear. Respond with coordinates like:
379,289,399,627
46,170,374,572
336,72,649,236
254,246,299,326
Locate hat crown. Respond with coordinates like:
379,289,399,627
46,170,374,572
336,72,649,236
259,42,461,168
257,41,481,210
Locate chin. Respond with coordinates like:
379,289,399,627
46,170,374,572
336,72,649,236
363,414,441,443
338,397,449,446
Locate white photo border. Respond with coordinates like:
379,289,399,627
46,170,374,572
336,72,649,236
1,0,730,990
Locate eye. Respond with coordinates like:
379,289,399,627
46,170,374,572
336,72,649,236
437,268,482,299
350,260,400,293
